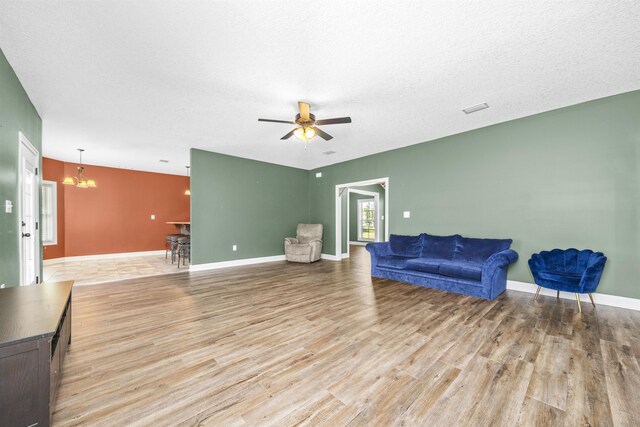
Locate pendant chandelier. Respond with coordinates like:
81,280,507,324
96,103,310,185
184,166,191,196
63,148,96,188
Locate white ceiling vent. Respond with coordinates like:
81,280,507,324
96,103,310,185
323,150,336,155
463,103,489,114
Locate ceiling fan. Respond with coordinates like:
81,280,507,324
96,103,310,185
258,102,352,142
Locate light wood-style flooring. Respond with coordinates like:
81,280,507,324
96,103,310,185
53,246,640,426
44,253,187,285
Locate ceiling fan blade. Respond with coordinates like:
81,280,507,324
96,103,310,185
258,118,295,124
315,117,352,125
312,127,333,141
299,102,311,121
281,129,296,140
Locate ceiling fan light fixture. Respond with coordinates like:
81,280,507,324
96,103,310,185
259,102,350,142
293,127,305,141
304,127,316,139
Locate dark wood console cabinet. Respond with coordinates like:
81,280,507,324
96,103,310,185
0,281,73,427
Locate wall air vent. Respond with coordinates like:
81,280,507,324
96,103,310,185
462,103,489,114
323,150,336,155
159,159,169,163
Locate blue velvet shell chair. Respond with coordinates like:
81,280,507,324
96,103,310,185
528,248,606,312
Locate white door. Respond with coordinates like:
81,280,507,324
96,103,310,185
19,133,40,286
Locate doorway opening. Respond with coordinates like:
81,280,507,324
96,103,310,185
19,132,40,286
335,177,389,259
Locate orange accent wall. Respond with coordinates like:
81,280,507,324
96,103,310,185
43,158,190,258
42,158,66,260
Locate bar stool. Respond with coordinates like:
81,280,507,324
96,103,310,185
166,234,187,263
177,236,190,268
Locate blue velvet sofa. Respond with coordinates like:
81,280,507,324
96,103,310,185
528,248,606,311
365,233,518,300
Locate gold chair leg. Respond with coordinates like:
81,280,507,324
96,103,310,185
557,290,560,299
575,293,582,313
534,286,541,300
588,293,596,307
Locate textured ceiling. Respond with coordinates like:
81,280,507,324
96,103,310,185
0,1,639,174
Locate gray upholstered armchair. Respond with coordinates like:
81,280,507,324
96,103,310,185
285,224,323,263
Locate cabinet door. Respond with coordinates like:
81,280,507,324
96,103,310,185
0,340,45,427
50,335,61,411
59,309,70,365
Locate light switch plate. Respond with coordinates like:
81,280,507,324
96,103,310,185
232,245,237,251
150,214,156,220
403,211,411,218
315,172,322,178
5,200,13,214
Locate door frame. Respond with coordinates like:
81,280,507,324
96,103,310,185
335,177,389,259
18,132,41,286
346,189,379,257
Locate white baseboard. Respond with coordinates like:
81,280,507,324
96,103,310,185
44,250,166,265
349,241,368,246
189,255,286,272
507,280,640,311
321,253,341,261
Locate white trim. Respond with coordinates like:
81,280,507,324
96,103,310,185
335,177,389,260
44,250,166,264
507,280,640,311
41,180,58,245
18,131,41,285
348,189,379,196
349,241,368,246
321,253,341,261
189,255,286,272
341,253,350,259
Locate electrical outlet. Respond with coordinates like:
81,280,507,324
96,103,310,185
232,245,237,251
5,200,13,213
403,211,411,218
150,214,156,220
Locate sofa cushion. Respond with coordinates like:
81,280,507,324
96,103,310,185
377,255,412,270
420,234,458,259
286,244,312,255
438,261,483,281
538,270,582,286
389,234,422,258
405,257,448,274
453,237,512,263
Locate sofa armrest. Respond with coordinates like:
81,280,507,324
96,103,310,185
482,249,519,299
284,237,299,245
309,240,323,262
365,242,392,257
580,255,607,293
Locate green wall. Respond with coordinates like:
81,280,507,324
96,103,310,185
0,48,42,287
308,90,640,299
190,149,309,264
